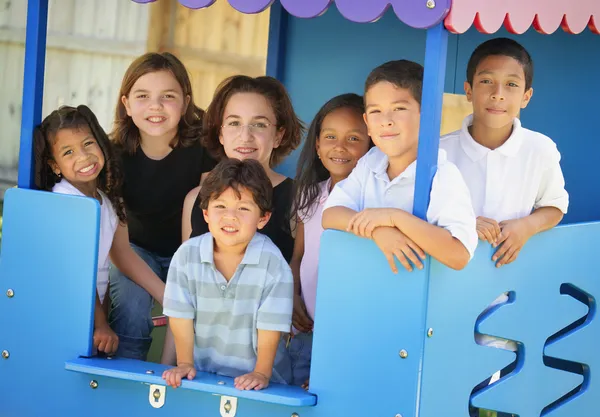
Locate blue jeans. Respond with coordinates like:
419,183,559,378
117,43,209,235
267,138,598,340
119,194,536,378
275,332,313,386
109,243,171,361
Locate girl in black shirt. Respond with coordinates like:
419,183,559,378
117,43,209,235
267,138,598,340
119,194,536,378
108,53,215,361
182,75,303,262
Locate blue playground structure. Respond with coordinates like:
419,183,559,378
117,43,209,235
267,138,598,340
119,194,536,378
1,1,598,416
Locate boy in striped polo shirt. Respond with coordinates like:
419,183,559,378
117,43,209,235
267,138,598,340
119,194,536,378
162,159,294,390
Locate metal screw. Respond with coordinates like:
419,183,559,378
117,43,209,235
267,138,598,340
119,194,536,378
427,328,434,337
426,0,436,8
90,380,98,389
396,414,403,417
106,356,113,360
146,370,154,374
153,388,161,400
223,401,232,413
217,381,225,385
6,289,14,298
2,350,9,359
399,349,408,359
292,414,300,417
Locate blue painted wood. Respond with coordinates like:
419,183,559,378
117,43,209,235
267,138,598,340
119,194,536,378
309,231,428,417
419,223,598,416
413,23,449,219
17,0,49,189
265,0,288,81
66,357,316,406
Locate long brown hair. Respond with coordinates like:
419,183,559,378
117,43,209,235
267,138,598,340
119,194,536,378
111,52,203,154
202,75,304,167
33,105,126,222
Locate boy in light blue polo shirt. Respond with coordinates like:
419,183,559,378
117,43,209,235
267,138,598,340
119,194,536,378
162,159,294,390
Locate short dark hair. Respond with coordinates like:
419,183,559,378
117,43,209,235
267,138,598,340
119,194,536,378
466,38,534,90
200,158,272,216
364,60,424,105
202,75,304,167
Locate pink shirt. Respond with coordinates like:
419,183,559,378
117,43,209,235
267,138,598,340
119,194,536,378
299,179,331,321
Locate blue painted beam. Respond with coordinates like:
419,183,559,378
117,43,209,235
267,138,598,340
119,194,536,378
413,22,448,219
17,0,50,189
265,0,289,81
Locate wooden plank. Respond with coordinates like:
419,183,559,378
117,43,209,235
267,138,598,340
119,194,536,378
47,0,75,34
173,2,190,48
0,45,24,168
0,28,146,57
94,0,119,39
238,11,256,57
253,9,270,59
146,0,171,51
0,0,12,28
204,0,225,52
172,45,265,76
72,0,96,37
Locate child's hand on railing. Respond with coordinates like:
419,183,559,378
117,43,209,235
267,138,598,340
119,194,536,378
234,371,270,391
493,218,534,267
93,323,119,355
372,227,425,273
347,208,397,238
476,216,501,244
162,363,196,388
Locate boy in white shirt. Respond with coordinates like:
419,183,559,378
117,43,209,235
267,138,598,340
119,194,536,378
441,38,568,268
323,60,478,272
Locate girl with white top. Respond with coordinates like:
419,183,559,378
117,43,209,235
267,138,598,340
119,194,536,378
33,105,165,355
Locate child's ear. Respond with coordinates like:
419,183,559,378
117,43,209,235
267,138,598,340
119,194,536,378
183,95,191,114
257,211,272,230
121,95,132,117
273,128,284,149
202,209,210,224
363,113,372,138
463,81,473,102
521,87,534,109
48,159,60,176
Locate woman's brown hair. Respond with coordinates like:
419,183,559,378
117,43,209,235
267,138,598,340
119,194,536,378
111,52,203,154
202,75,304,167
33,105,126,222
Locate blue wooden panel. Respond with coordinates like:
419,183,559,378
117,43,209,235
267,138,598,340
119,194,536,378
419,222,599,416
276,4,458,178
0,189,99,415
451,28,600,224
66,357,316,406
265,0,288,80
18,0,49,189
308,231,428,417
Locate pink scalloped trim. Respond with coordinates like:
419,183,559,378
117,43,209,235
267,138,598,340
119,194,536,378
445,0,600,35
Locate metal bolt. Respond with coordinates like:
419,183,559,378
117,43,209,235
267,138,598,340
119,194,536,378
153,388,161,400
427,328,434,337
291,414,300,417
399,349,408,359
426,0,436,9
146,370,154,374
223,401,232,413
396,414,403,417
217,381,225,385
2,350,9,359
106,356,113,360
6,289,14,298
90,380,98,389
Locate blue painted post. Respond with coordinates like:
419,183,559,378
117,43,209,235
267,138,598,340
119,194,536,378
17,0,49,189
265,0,289,81
413,23,449,219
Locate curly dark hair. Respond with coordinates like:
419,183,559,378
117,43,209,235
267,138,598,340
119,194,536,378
110,52,203,154
34,105,126,222
293,93,372,219
200,158,272,216
202,75,304,167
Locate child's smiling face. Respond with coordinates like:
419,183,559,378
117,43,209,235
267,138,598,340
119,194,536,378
465,55,533,131
203,186,271,252
363,81,421,161
49,127,105,189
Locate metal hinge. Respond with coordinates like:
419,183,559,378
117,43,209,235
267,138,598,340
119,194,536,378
220,395,238,417
149,384,166,408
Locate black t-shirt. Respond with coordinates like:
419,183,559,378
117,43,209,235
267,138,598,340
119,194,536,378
120,141,215,257
190,178,295,262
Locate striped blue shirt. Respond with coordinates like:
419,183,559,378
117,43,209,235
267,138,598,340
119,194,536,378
163,232,293,379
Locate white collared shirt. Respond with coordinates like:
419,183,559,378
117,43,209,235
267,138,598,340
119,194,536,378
440,115,569,221
324,147,478,258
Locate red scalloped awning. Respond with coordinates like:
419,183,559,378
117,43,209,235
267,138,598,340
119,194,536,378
445,0,600,35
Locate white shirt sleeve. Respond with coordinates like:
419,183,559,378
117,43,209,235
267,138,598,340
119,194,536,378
323,156,366,212
427,162,478,259
534,144,569,214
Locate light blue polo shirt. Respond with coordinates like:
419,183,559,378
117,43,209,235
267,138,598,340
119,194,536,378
163,232,293,379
